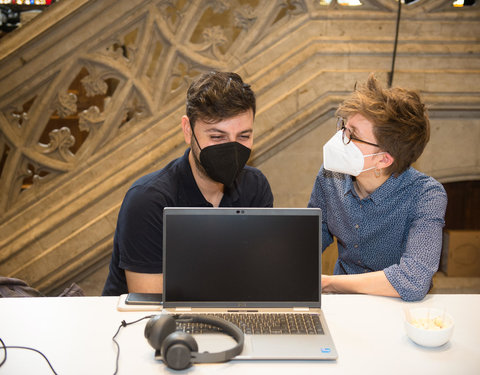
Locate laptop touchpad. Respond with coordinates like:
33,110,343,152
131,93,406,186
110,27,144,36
249,336,324,359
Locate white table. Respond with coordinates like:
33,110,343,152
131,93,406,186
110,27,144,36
0,294,479,375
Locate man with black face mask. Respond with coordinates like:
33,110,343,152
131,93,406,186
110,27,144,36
102,71,273,296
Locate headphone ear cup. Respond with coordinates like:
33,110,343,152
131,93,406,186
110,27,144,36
144,315,176,350
161,331,199,370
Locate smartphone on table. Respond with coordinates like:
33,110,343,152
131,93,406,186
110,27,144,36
125,292,163,305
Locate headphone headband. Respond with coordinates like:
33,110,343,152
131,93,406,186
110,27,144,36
175,315,244,363
145,313,244,370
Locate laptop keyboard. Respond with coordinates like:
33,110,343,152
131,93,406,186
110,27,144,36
176,313,324,335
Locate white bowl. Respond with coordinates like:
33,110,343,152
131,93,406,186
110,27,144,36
404,307,454,347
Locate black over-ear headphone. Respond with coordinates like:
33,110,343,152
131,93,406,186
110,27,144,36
144,314,244,370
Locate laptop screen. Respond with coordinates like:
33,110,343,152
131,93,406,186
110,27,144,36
163,208,322,308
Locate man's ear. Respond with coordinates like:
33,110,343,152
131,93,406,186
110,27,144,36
378,152,394,169
181,116,192,145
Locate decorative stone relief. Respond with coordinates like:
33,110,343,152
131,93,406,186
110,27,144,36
54,92,78,118
0,0,478,295
0,0,478,215
7,97,36,130
17,158,52,194
0,0,478,216
234,4,257,30
165,56,203,102
81,73,109,98
155,0,188,32
104,28,140,64
119,93,148,130
78,106,105,133
275,0,308,22
195,25,228,60
40,127,75,162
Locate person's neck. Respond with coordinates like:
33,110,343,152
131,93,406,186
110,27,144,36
354,172,389,199
188,151,224,207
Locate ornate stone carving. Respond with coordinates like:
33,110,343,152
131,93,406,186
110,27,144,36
0,0,478,297
234,5,257,30
279,0,308,17
81,73,109,97
40,127,75,162
78,106,105,133
167,57,202,99
156,0,186,31
195,25,228,59
10,109,29,128
104,28,139,64
55,92,78,118
6,96,36,130
17,159,51,193
120,94,148,129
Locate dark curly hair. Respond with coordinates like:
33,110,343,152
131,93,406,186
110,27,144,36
186,71,256,128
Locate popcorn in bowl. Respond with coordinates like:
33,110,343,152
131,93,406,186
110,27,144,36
411,316,448,330
404,307,454,347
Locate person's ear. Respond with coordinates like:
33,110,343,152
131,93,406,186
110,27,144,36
181,116,192,145
378,152,394,169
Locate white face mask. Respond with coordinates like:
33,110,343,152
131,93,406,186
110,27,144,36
323,130,384,176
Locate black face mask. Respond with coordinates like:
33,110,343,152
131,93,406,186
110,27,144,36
191,130,251,187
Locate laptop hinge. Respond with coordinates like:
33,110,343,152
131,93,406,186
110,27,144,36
175,307,192,312
293,307,310,312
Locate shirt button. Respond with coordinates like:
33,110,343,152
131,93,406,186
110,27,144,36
354,224,359,229
354,244,358,248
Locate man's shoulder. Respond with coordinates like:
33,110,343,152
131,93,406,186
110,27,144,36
230,165,273,207
240,165,271,189
130,152,187,190
124,153,188,205
242,164,268,178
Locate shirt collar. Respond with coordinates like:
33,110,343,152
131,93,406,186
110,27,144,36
343,175,357,197
369,172,402,204
178,149,211,206
222,172,241,204
343,169,409,205
178,148,241,206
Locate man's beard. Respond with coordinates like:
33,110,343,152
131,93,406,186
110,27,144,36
190,136,210,179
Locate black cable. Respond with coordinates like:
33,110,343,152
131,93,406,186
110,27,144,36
0,337,58,374
388,0,402,88
0,315,155,375
112,315,155,375
0,337,6,368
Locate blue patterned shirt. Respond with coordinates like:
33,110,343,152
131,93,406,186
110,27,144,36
308,166,447,302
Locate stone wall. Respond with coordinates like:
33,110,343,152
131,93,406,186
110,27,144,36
0,0,479,295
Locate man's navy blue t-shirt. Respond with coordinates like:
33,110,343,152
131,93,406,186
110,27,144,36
102,149,274,296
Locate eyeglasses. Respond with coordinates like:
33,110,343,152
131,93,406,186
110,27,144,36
336,117,379,147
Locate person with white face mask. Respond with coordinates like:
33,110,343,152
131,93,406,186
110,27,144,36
308,74,447,302
323,119,385,177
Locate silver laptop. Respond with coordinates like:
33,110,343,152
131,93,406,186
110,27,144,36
161,207,338,360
